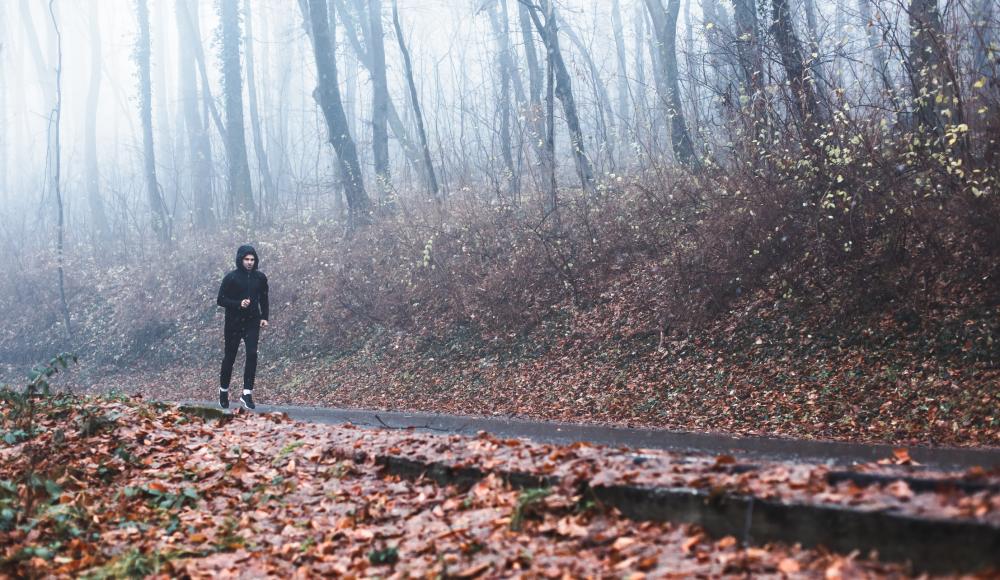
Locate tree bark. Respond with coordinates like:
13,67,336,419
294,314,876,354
50,0,72,341
392,0,439,198
558,14,617,170
367,0,391,195
771,0,826,128
306,0,370,223
732,0,762,104
85,2,111,241
644,0,698,166
136,0,171,241
611,0,631,166
524,0,596,194
335,0,424,175
972,0,995,80
243,0,276,218
0,5,9,202
544,1,557,214
518,2,543,107
857,0,900,110
908,0,957,138
177,0,215,229
485,0,520,197
221,0,255,216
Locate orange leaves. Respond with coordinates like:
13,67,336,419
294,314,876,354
2,395,991,578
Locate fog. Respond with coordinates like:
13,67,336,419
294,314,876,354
0,0,996,251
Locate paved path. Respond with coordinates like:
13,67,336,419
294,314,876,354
181,401,1000,470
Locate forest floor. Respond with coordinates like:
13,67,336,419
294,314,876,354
79,264,1000,449
2,394,997,578
2,200,998,449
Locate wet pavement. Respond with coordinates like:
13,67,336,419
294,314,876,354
181,401,1000,471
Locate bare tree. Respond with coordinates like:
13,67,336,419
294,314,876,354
366,0,392,196
334,0,424,175
518,2,543,107
485,0,521,197
21,0,57,208
50,0,71,341
85,2,111,242
732,0,763,104
611,0,631,167
644,0,698,166
771,0,827,127
0,4,8,201
522,0,596,194
391,0,439,199
857,0,900,110
908,0,957,138
221,0,255,217
244,0,276,218
972,0,995,80
136,0,171,241
177,0,215,229
558,13,617,171
306,0,370,223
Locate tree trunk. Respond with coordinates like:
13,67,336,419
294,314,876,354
179,0,225,138
486,0,520,197
700,0,735,111
972,0,995,81
49,0,72,342
857,0,900,110
908,0,957,138
0,4,8,202
803,0,827,92
611,0,630,167
306,0,370,223
177,0,215,229
136,0,171,241
683,0,700,142
243,0,276,218
518,1,545,173
644,0,698,167
153,0,173,178
367,0,391,196
633,2,650,154
221,0,255,217
732,0,762,104
391,0,439,199
544,1,557,214
524,0,596,194
85,2,111,241
558,14,616,170
771,0,827,127
21,0,57,208
335,0,424,175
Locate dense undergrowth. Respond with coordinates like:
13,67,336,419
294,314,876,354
2,111,999,446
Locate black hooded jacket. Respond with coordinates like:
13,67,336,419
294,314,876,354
217,245,269,323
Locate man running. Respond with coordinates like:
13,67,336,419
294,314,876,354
217,245,269,410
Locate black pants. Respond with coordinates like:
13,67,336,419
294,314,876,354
220,319,260,392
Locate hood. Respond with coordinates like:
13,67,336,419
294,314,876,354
236,245,260,271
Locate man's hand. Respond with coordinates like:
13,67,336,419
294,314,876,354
240,299,251,309
260,320,269,328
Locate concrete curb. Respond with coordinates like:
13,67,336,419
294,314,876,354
372,455,1000,575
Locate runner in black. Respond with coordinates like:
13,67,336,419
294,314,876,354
216,245,269,410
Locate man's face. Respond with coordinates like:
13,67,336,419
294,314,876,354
242,254,255,271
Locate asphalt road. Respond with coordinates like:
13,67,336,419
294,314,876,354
180,401,1000,471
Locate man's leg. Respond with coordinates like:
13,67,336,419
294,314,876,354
219,324,241,407
240,322,261,409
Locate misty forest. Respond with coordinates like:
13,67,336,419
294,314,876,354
1,0,1000,574
2,0,999,435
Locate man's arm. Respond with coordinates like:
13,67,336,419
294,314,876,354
259,274,269,321
217,274,242,309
